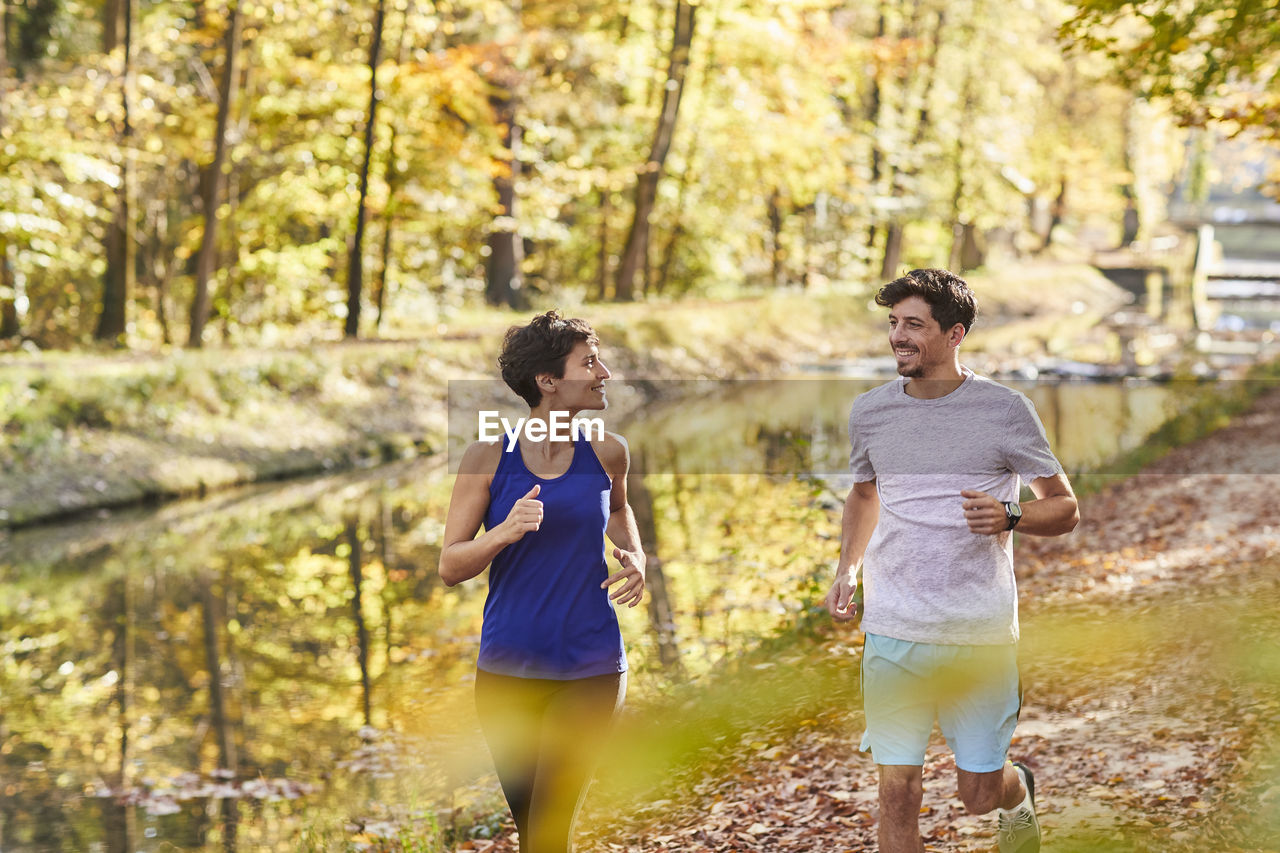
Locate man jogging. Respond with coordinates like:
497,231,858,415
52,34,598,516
825,268,1079,853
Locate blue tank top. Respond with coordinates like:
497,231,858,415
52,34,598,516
478,434,626,679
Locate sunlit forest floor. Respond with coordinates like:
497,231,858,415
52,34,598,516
457,388,1280,852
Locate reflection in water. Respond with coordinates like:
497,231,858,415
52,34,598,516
107,573,137,853
0,377,1233,851
200,573,237,776
199,571,240,852
628,451,682,675
347,517,373,728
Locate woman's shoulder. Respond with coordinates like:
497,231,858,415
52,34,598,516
587,431,629,479
458,438,506,477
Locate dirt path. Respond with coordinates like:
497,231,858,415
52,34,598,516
456,388,1280,853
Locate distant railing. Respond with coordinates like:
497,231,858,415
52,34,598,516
1169,200,1280,226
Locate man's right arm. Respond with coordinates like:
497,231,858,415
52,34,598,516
825,479,880,622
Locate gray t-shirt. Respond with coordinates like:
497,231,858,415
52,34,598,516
848,368,1062,645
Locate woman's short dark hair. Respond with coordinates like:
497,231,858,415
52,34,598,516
498,310,600,407
875,268,978,333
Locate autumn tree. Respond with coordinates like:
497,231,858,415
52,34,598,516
615,0,696,301
0,0,15,339
370,5,417,331
484,61,526,308
345,0,387,338
878,7,946,279
188,2,242,348
1064,0,1280,135
96,0,134,345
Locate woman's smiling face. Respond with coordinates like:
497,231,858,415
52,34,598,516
545,341,611,412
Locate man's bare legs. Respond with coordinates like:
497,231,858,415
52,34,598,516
878,765,926,853
957,764,1027,814
879,763,1028,852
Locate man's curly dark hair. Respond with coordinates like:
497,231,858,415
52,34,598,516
498,311,600,407
875,268,978,333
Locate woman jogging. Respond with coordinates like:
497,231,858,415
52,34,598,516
440,310,646,853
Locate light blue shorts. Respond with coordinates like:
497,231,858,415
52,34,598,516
860,633,1022,773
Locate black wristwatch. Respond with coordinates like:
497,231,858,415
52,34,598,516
1002,501,1022,531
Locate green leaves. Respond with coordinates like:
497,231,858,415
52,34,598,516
1065,0,1280,131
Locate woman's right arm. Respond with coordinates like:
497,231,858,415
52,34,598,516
439,442,543,586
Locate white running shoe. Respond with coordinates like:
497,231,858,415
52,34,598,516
996,762,1041,853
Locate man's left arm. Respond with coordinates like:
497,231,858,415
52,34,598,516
961,473,1079,537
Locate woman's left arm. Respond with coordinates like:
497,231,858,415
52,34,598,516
599,433,646,607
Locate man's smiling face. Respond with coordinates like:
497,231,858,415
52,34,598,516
887,295,961,379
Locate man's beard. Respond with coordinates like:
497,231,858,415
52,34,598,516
896,359,924,378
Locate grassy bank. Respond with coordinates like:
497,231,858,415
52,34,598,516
0,262,1123,529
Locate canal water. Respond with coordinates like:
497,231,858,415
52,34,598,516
0,376,1232,851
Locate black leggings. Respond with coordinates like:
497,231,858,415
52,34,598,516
474,670,626,853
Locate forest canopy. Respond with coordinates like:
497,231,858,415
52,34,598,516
0,0,1272,348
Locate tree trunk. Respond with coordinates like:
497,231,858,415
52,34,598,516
958,223,985,272
1040,175,1067,251
656,167,693,296
881,9,944,281
864,4,888,257
948,73,974,271
187,2,242,348
220,58,253,343
768,188,784,287
11,0,57,69
800,206,812,288
597,187,611,300
1121,191,1140,247
0,2,16,339
655,221,682,296
96,0,134,345
1119,96,1142,246
149,187,182,346
617,0,632,40
345,0,386,339
485,86,524,307
102,0,122,52
374,175,393,331
654,0,717,298
0,242,15,339
642,227,652,296
880,222,904,280
373,7,413,330
615,0,696,301
948,222,964,272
